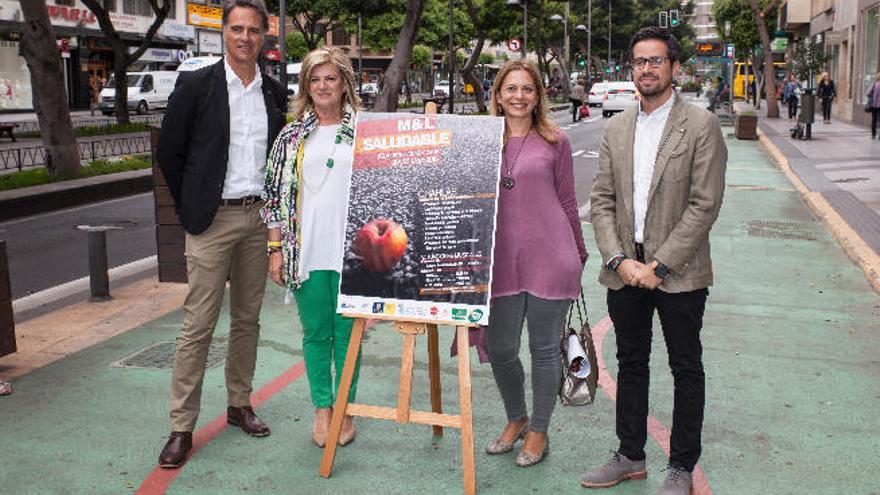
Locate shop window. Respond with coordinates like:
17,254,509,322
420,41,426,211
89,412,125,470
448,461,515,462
123,0,153,16
54,0,75,6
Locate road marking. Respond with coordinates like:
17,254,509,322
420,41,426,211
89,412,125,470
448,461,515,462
592,317,713,495
572,150,584,157
12,255,157,314
136,361,308,494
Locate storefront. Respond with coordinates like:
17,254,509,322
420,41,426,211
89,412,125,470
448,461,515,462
856,1,880,125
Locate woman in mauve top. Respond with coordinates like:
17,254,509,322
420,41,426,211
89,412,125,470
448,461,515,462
484,60,588,468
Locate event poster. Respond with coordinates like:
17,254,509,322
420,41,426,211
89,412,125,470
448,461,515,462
337,112,504,326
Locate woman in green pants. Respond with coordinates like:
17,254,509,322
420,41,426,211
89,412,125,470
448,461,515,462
261,47,361,447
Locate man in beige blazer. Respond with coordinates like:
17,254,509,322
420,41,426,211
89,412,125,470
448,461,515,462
582,28,727,495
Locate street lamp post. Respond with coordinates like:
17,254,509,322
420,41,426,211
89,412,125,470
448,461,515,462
550,9,568,72
279,0,286,88
507,0,527,58
607,0,612,80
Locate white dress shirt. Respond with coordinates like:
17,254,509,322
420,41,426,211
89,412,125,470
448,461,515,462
222,60,268,199
632,94,674,244
298,124,353,280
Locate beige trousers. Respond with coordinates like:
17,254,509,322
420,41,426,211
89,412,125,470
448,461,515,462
169,203,268,432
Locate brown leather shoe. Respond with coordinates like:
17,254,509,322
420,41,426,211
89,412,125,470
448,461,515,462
158,431,192,469
227,406,270,437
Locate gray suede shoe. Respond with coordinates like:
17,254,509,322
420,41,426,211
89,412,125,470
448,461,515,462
581,451,648,488
657,466,692,495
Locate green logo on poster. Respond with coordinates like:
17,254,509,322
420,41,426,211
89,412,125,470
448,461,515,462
468,309,484,323
451,308,467,320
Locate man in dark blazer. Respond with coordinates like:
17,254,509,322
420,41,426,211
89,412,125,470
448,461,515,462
155,0,287,469
583,27,727,495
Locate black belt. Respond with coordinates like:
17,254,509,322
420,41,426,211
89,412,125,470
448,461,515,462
634,243,645,263
220,195,262,206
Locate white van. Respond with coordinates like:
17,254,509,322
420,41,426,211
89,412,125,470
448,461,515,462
286,62,301,96
99,71,179,115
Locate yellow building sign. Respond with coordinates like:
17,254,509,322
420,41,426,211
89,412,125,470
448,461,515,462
187,4,222,29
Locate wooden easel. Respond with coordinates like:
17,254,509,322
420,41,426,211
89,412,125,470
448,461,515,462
320,102,478,494
319,317,477,495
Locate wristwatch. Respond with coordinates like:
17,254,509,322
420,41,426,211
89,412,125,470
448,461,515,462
653,262,670,280
606,254,626,272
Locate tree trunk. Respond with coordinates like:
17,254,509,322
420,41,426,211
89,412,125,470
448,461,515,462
113,47,131,124
19,0,80,177
750,52,763,109
460,36,487,113
373,0,426,112
749,0,779,118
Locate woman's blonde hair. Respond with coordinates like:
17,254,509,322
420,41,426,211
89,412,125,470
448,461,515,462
876,72,880,82
489,59,559,144
291,46,360,120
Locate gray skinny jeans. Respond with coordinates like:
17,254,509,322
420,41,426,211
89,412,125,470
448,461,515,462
486,292,571,433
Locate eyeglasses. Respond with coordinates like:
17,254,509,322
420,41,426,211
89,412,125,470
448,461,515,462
632,56,669,69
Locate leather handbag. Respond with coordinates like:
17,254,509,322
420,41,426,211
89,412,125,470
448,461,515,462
559,290,599,406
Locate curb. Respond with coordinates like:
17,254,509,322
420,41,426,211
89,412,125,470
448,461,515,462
756,128,880,294
0,169,153,222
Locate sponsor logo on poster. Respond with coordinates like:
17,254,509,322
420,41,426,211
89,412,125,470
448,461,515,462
383,303,397,315
372,302,385,314
468,309,484,323
451,308,468,320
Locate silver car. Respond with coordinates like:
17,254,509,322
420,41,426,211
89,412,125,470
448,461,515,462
601,81,639,117
587,82,608,107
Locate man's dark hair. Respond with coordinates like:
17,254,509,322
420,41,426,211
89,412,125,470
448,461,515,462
222,0,269,31
629,27,681,63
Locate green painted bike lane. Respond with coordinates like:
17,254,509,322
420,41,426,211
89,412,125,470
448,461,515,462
0,135,878,494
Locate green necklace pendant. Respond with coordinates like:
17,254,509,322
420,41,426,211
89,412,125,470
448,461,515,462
326,158,334,169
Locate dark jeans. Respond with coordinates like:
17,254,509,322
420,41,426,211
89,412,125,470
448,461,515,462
607,285,708,471
872,108,880,139
821,97,833,121
570,98,583,121
787,96,798,119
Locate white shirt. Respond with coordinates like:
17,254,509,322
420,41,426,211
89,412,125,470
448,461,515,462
298,124,353,280
632,94,674,244
222,59,268,199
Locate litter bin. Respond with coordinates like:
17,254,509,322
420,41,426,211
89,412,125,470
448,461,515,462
799,91,815,125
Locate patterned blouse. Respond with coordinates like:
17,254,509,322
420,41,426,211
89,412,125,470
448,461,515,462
261,106,356,296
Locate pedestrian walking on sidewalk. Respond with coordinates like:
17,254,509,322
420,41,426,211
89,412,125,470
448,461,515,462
571,77,586,122
783,75,802,121
154,0,288,469
88,74,101,116
484,59,588,468
817,72,837,124
262,47,361,449
867,72,880,140
585,27,727,495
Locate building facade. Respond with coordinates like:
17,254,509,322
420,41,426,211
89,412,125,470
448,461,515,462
0,0,195,112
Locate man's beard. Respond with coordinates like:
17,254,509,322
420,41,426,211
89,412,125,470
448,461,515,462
636,73,670,99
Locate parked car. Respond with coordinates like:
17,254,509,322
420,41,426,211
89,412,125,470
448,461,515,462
99,71,179,115
601,81,639,117
358,82,379,97
587,82,608,107
434,80,451,97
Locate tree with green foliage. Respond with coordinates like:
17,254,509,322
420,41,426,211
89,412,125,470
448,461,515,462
286,31,314,61
265,0,349,50
713,0,771,108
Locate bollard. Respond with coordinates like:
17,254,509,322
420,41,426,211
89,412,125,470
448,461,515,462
88,230,112,301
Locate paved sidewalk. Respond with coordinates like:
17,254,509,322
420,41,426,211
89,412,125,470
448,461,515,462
0,132,878,494
735,100,880,291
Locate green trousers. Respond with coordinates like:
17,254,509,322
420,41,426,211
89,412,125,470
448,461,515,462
293,270,361,408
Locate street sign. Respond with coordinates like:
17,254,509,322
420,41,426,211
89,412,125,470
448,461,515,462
725,43,735,59
507,38,521,52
